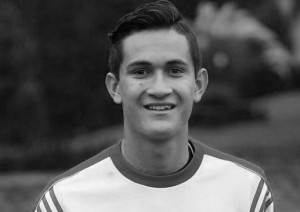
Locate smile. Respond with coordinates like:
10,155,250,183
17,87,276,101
144,104,175,111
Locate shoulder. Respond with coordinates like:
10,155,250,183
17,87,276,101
31,144,116,212
51,145,113,184
190,137,275,212
190,137,266,180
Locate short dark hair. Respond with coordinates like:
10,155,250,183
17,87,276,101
108,0,201,79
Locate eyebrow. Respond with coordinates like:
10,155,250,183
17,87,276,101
127,61,152,68
127,59,189,68
166,60,189,67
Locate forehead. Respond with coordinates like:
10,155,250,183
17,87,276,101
121,29,192,67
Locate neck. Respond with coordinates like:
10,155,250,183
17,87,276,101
121,128,190,176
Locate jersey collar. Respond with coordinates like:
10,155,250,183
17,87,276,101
110,138,204,188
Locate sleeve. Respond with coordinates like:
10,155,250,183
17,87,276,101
32,187,64,212
250,178,275,212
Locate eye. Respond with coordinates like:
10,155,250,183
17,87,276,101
168,68,184,77
132,69,149,78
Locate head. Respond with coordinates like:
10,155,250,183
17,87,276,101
106,0,208,140
108,0,201,79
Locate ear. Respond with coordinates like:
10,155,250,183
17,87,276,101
193,68,208,103
105,72,122,104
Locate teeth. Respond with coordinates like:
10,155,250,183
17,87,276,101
148,105,172,110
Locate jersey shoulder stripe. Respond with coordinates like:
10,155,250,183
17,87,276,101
197,140,266,179
54,145,111,180
251,179,274,212
49,187,63,212
31,145,114,212
250,179,265,212
190,138,274,212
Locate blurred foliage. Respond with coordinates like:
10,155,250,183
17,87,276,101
190,1,299,124
0,0,300,171
193,2,292,95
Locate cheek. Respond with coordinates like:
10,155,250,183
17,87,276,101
119,83,140,105
177,83,195,99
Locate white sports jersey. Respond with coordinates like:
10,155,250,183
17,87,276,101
32,138,274,212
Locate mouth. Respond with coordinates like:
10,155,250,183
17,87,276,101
144,103,176,111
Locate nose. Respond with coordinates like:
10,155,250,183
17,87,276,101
146,71,172,98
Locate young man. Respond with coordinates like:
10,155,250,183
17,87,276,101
32,1,274,211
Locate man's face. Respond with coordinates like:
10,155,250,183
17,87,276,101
106,29,207,140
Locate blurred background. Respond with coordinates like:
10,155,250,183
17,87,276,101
0,0,299,211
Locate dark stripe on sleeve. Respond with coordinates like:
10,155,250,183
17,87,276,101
49,187,64,212
42,195,52,212
259,191,269,212
250,179,264,212
265,197,273,209
31,146,112,212
37,205,42,212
